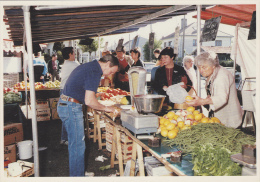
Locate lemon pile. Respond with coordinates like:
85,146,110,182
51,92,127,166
159,107,221,139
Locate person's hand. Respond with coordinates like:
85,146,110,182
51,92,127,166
40,76,44,79
186,95,202,106
163,86,168,91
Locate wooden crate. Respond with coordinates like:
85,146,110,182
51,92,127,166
36,108,51,121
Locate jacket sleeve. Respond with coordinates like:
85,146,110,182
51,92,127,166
42,61,48,76
210,70,233,111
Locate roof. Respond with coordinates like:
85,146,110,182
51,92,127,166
4,5,211,46
192,4,256,27
191,46,231,55
161,22,234,40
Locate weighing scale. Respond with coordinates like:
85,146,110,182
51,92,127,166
121,67,163,135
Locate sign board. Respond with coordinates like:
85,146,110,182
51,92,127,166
248,11,256,40
200,16,222,42
149,32,155,49
174,26,180,54
131,35,138,50
116,39,124,51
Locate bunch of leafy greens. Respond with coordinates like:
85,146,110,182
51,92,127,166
192,143,242,176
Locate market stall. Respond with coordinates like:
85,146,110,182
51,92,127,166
3,3,257,178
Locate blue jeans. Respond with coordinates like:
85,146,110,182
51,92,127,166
57,99,85,176
59,89,68,141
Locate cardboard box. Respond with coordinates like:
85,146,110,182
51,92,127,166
106,132,113,143
106,141,112,152
4,123,23,146
36,99,49,109
106,122,114,134
120,132,133,143
49,98,59,109
4,144,17,162
37,108,51,121
51,108,60,120
120,142,133,154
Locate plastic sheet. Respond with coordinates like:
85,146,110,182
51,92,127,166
166,83,189,104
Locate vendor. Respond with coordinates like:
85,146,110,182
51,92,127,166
186,51,242,128
152,47,192,107
57,54,119,176
114,46,134,92
130,47,144,67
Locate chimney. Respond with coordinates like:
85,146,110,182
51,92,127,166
181,18,187,29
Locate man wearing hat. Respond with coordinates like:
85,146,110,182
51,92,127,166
152,47,192,107
114,46,134,92
130,47,144,67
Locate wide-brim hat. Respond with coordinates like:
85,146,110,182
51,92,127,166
158,47,176,60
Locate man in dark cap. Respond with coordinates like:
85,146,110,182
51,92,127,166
152,47,192,107
114,46,133,91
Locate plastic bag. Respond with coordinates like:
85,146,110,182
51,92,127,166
166,82,189,104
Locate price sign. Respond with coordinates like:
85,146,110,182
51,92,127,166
200,16,222,42
149,32,155,49
131,35,138,50
116,39,124,51
248,11,256,40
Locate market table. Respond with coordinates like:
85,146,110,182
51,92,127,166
100,110,193,176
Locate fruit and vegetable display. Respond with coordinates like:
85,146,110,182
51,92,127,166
97,87,130,100
159,107,219,139
160,108,256,176
3,88,22,104
14,80,61,90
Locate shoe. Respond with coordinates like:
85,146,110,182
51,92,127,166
85,171,94,177
60,140,68,145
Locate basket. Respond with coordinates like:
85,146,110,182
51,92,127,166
174,85,196,110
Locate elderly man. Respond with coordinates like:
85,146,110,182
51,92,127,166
57,54,119,176
114,46,133,91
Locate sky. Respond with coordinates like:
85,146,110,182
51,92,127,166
99,10,236,50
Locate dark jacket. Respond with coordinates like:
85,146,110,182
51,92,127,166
48,60,60,73
152,64,192,104
132,59,144,67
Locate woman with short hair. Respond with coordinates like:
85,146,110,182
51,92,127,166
187,51,242,128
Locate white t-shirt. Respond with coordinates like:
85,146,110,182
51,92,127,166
184,67,197,94
60,60,80,89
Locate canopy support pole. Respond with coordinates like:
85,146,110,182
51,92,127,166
233,24,239,77
23,6,40,177
98,35,100,59
196,5,201,97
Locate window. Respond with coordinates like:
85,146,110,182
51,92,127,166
215,40,222,46
193,39,197,46
164,42,167,48
168,41,172,47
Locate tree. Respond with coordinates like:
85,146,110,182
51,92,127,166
143,38,162,62
78,38,104,57
53,42,65,52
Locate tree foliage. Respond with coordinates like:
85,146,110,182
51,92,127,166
53,42,65,52
78,38,104,56
143,39,162,62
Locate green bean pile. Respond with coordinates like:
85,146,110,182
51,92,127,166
163,123,256,154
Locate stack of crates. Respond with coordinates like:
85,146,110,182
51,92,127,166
105,123,133,164
49,98,60,120
36,99,50,121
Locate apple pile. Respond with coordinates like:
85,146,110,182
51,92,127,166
98,88,130,100
3,87,18,94
14,81,47,90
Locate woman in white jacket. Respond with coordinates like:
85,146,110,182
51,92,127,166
187,51,242,128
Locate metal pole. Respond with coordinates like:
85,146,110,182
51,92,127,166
233,24,239,77
182,15,186,58
98,35,100,59
129,33,131,53
196,5,201,97
23,6,40,177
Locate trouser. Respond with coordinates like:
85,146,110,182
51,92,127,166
51,69,60,82
57,99,85,176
